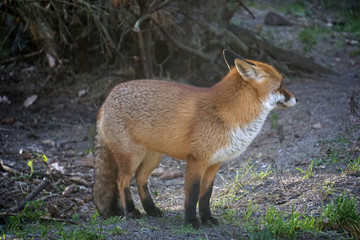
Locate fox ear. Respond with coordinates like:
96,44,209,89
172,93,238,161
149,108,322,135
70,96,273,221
223,49,256,70
234,58,260,81
223,49,240,69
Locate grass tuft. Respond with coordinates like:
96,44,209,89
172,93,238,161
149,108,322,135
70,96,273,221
321,191,360,239
344,156,360,176
296,160,315,180
298,25,330,53
261,205,319,238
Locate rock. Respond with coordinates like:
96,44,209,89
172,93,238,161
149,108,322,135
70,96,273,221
23,95,38,108
264,11,292,26
62,183,76,197
312,122,322,129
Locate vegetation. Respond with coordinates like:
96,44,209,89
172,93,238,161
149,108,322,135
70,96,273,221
2,155,360,239
345,156,360,176
27,154,48,176
0,0,332,85
298,25,329,53
261,205,319,238
296,160,315,180
322,192,360,239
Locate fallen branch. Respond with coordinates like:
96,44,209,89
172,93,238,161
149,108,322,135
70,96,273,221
236,0,255,19
228,23,331,74
38,193,60,202
153,20,214,62
0,212,18,218
69,177,91,187
59,204,75,216
176,10,248,54
0,50,43,65
10,178,50,213
0,160,21,175
40,216,78,224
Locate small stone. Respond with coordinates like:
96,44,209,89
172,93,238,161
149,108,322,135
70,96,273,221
312,122,322,129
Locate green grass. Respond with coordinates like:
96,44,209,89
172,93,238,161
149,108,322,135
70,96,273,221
3,205,119,240
171,224,202,235
336,12,360,36
243,202,259,223
238,196,359,239
296,160,315,179
276,1,312,17
271,113,278,130
323,1,360,35
7,200,46,231
4,150,359,239
251,165,273,181
344,155,360,176
298,25,330,53
321,180,336,200
296,1,360,55
261,205,319,238
213,161,253,210
321,191,360,239
56,224,105,240
313,135,352,168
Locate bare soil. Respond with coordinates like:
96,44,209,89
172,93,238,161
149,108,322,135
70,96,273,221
1,3,360,240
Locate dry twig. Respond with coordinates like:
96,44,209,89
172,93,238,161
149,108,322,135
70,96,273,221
236,0,255,19
0,50,43,65
0,160,21,176
40,216,78,224
9,178,50,213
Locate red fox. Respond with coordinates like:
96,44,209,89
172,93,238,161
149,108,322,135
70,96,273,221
93,49,296,229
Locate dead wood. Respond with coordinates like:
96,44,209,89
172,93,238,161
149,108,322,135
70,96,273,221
0,212,18,217
0,160,21,176
40,216,78,224
1,0,330,80
236,0,256,19
9,178,50,213
69,177,91,187
228,23,331,74
154,21,214,63
0,50,43,65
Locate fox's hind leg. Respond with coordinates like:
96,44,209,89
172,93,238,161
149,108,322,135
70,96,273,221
93,137,124,218
115,148,145,219
135,151,163,217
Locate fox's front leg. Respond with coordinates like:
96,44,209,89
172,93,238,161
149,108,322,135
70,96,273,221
184,158,206,229
199,163,220,226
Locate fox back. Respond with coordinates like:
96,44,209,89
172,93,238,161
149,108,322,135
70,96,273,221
93,50,296,228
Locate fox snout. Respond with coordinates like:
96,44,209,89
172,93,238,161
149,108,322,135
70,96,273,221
277,88,296,108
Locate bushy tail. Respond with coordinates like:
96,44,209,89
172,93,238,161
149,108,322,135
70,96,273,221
93,135,123,218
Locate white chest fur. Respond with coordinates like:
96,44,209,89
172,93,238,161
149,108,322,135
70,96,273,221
209,109,270,164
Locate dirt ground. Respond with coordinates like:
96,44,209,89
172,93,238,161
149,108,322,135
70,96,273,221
1,3,360,240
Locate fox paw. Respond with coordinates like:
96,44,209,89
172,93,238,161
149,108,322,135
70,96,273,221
146,206,162,217
190,219,201,229
201,216,219,226
127,209,142,219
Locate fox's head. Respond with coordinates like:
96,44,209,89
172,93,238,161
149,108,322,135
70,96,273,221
223,49,296,111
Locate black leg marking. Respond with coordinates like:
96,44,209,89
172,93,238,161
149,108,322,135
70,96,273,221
199,181,219,226
110,194,124,216
185,179,201,229
124,187,141,219
142,184,162,217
